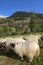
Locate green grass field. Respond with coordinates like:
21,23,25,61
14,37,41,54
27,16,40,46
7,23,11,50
0,36,43,65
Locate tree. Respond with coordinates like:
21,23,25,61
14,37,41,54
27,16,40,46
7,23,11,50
29,16,35,32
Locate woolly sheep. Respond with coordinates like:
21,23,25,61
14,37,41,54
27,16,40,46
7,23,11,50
9,35,40,62
23,34,41,43
2,37,15,53
4,37,26,53
41,34,43,40
2,35,40,62
0,38,7,48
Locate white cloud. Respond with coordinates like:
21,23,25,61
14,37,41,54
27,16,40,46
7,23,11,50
0,15,8,18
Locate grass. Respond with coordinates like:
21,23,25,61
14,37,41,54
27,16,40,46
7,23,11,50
0,35,43,65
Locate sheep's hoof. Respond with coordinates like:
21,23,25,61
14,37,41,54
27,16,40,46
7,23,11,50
21,57,24,61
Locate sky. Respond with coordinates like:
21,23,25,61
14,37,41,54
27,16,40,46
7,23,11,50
0,0,43,17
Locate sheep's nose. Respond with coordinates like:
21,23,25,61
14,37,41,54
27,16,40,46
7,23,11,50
10,44,15,48
41,35,43,40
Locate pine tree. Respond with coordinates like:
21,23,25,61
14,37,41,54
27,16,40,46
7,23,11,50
29,16,35,32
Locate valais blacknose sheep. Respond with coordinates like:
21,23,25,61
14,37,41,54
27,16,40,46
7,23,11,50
4,37,26,53
9,35,40,62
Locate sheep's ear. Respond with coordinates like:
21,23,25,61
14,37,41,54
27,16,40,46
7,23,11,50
23,37,26,40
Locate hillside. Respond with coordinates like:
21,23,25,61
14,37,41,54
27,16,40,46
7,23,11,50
0,11,43,36
8,11,43,21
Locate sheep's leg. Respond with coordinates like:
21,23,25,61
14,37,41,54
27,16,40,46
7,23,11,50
20,55,23,61
19,54,23,61
21,57,23,61
29,57,33,62
28,54,34,62
35,49,40,57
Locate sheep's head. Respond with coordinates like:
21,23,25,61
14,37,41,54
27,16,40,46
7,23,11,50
1,42,6,49
36,34,41,42
41,35,43,40
10,42,21,51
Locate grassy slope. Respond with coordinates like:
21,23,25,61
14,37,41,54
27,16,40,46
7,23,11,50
0,36,43,65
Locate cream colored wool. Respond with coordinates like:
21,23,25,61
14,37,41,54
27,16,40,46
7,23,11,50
3,35,40,62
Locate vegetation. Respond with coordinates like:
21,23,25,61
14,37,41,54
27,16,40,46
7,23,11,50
0,11,43,36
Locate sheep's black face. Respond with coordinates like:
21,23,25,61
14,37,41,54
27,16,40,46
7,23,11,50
10,43,15,51
0,43,3,48
2,42,6,50
10,43,15,48
41,35,43,40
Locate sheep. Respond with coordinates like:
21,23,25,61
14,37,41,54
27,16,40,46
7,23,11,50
2,35,40,62
0,38,7,48
41,34,43,40
9,35,40,62
2,37,15,53
29,34,41,43
3,37,26,53
23,34,41,43
10,41,40,62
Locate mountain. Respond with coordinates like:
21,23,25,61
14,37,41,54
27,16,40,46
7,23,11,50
0,11,43,27
0,11,43,35
8,11,43,21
